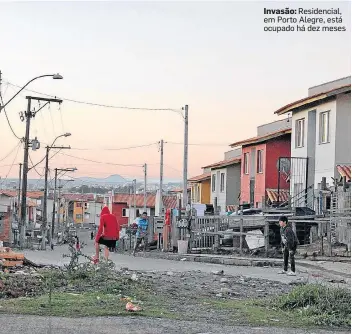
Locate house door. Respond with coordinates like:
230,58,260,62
250,179,255,207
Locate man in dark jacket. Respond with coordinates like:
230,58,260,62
278,216,298,276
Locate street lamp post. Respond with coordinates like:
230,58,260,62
0,73,63,112
41,133,71,250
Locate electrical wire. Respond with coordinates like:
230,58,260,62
58,103,65,133
0,142,21,186
0,90,23,141
69,142,158,151
4,80,182,114
0,141,22,162
166,141,229,147
57,152,143,167
29,153,43,177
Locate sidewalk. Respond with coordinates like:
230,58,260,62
133,251,351,279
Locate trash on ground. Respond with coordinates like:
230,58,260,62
126,302,142,312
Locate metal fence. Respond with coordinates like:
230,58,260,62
330,189,351,251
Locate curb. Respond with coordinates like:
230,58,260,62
134,251,351,277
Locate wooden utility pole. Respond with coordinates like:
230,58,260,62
19,96,62,248
133,179,137,220
42,145,70,250
182,105,189,209
17,163,22,219
50,167,76,246
159,140,164,216
143,164,147,212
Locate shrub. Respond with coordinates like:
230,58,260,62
272,284,351,327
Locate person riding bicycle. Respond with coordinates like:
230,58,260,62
132,212,148,256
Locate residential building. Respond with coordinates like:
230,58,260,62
230,122,291,208
0,191,39,244
111,193,178,226
202,149,242,214
274,76,351,207
57,193,95,225
188,172,211,205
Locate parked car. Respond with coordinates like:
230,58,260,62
230,208,263,216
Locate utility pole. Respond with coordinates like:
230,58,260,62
50,167,76,245
42,146,70,250
57,179,61,236
42,146,50,249
143,163,147,212
159,140,164,216
19,96,62,248
17,163,22,220
183,105,189,210
133,179,137,221
51,168,58,245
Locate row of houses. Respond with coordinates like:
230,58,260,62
0,186,179,244
189,76,351,214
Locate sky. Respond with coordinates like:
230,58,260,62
0,0,350,183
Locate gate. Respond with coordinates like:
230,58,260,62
330,189,351,249
277,157,309,207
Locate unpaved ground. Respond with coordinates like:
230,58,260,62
1,314,349,334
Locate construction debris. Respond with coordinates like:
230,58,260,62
0,247,24,268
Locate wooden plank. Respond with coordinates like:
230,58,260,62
2,260,23,267
0,253,25,260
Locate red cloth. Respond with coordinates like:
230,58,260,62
95,206,120,242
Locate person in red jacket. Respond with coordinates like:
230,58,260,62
93,206,119,263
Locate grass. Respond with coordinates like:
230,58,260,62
1,291,176,318
269,284,351,328
0,259,350,329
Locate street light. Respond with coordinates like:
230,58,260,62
0,73,63,112
51,167,77,244
40,133,72,250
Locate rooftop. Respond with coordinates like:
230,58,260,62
202,157,241,170
113,193,178,209
229,129,291,148
188,173,211,183
274,84,351,116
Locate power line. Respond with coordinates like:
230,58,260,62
68,142,158,151
0,143,21,186
29,153,43,177
0,141,22,163
167,141,229,147
0,90,23,141
57,151,144,167
4,80,182,114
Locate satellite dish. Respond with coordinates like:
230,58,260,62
276,158,291,174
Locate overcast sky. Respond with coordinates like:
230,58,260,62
0,1,350,182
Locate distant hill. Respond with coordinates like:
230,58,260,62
1,174,181,190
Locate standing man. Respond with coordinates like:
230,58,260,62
278,216,299,276
132,212,149,257
93,206,119,263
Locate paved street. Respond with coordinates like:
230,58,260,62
23,230,350,286
24,244,305,285
1,315,349,334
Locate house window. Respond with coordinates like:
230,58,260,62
122,208,129,217
243,153,249,175
196,184,200,202
75,214,82,220
212,174,216,192
76,202,82,208
257,150,263,173
295,118,305,148
319,111,330,144
220,173,225,192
